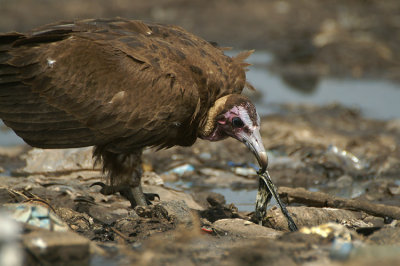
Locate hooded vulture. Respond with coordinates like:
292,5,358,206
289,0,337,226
0,18,268,207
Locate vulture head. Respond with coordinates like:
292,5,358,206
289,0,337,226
199,94,268,174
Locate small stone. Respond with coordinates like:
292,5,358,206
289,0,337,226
212,218,282,239
207,193,226,207
157,200,196,226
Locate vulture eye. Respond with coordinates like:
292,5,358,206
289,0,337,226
232,117,244,128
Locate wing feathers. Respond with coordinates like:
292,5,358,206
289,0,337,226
0,18,246,150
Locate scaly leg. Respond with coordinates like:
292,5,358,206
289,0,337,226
92,147,159,208
90,182,159,207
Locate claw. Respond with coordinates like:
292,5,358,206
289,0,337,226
90,182,115,195
90,182,106,188
145,193,160,201
89,182,161,207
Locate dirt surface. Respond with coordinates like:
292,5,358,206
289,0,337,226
1,0,400,82
0,104,399,265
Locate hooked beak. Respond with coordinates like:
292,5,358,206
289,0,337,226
239,128,268,174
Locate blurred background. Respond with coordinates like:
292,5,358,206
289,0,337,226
1,0,400,123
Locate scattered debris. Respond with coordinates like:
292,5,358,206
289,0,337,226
4,203,69,232
0,103,399,265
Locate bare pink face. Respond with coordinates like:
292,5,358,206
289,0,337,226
205,104,268,173
217,105,260,138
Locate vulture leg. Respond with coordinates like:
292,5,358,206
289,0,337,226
90,182,159,207
93,147,159,208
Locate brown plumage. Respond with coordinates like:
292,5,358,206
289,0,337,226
0,18,267,207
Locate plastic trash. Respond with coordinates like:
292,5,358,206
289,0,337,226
330,237,353,261
4,203,69,232
227,161,258,176
165,164,195,176
233,167,257,177
300,223,354,260
326,145,368,171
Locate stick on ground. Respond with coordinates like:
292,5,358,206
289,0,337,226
279,187,400,220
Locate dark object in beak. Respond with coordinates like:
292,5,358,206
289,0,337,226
241,129,268,174
256,171,298,231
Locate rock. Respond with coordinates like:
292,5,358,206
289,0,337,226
157,200,196,226
88,205,129,225
212,218,282,239
192,191,226,208
22,230,90,265
367,227,400,245
199,203,240,223
17,147,96,175
266,206,370,231
206,193,226,207
142,171,164,186
362,216,385,228
143,185,204,210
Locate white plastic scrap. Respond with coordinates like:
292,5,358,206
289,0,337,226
165,164,195,176
327,145,367,171
31,238,47,251
4,203,69,232
233,167,257,177
0,211,23,266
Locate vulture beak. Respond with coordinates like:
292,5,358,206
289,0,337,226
239,128,268,174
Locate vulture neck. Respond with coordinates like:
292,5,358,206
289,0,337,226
198,95,230,140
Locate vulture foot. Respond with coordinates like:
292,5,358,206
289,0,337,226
90,182,160,208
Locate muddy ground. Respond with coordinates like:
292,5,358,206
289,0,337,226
1,0,400,82
0,104,400,265
1,0,400,265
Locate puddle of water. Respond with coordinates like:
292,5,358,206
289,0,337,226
212,188,258,212
0,125,24,146
244,51,400,120
212,187,278,212
166,181,277,212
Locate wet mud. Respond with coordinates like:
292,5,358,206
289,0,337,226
0,104,399,265
1,0,400,82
